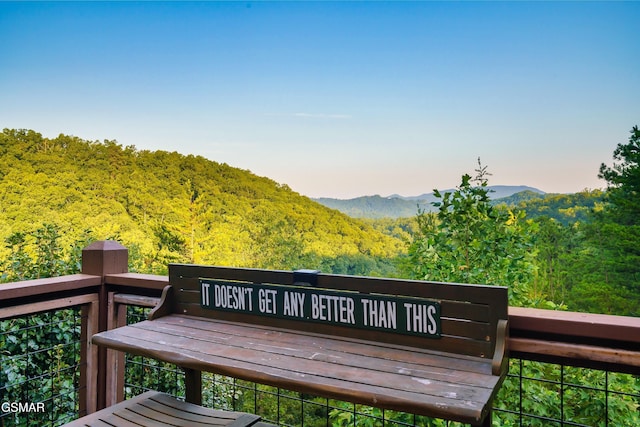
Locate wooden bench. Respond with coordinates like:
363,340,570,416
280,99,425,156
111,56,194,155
92,264,509,426
63,390,274,426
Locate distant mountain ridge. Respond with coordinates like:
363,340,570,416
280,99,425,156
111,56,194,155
396,185,544,201
314,186,546,219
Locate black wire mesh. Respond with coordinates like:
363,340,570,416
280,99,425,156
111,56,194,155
0,308,82,427
123,305,185,399
121,304,640,427
494,359,640,427
3,303,636,426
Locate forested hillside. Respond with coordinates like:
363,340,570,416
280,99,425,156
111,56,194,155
496,189,605,225
0,129,404,276
2,127,639,317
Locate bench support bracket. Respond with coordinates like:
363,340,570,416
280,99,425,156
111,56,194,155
185,368,202,405
492,319,509,376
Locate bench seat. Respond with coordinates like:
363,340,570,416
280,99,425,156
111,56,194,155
92,313,503,425
63,390,274,427
92,264,509,426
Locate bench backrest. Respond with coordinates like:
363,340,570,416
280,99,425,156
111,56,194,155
164,264,508,363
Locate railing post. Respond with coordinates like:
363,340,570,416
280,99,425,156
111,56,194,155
81,241,129,412
79,298,100,416
82,240,129,278
106,291,127,407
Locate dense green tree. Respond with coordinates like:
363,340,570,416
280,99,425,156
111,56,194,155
531,217,583,305
1,223,92,282
406,160,542,307
598,126,640,226
360,217,418,243
500,189,605,225
566,125,640,315
595,126,640,294
0,224,89,426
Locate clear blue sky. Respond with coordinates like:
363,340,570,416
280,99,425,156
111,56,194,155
2,1,639,199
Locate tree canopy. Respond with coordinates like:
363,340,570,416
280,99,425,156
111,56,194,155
406,160,542,307
598,125,640,226
573,125,640,314
0,128,404,275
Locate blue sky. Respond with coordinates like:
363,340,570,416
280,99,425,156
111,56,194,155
1,1,639,199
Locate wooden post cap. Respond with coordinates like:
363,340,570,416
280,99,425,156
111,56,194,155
81,241,129,277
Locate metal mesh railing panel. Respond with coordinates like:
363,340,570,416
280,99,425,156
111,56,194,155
121,305,640,426
0,309,82,427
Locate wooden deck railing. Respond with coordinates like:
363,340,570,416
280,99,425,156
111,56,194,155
1,240,639,426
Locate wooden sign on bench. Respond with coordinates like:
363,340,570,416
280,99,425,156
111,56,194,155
200,279,441,337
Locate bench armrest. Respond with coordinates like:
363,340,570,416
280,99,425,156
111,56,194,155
149,285,174,320
492,319,509,376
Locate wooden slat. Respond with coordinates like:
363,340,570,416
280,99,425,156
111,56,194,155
144,316,494,379
113,294,161,308
95,416,141,427
509,306,640,345
63,391,266,426
170,265,293,290
0,293,99,320
177,287,493,324
105,272,169,290
169,264,508,308
443,317,491,340
172,301,493,357
441,301,490,322
509,338,640,371
92,315,500,425
228,415,266,427
0,274,101,302
151,392,246,419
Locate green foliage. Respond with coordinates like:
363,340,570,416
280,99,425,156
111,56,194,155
1,224,93,282
530,217,584,305
564,125,640,315
316,254,400,278
0,128,405,276
494,361,640,427
598,125,640,226
0,311,81,426
328,403,452,427
406,160,541,306
0,225,84,426
499,189,605,225
361,217,419,243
